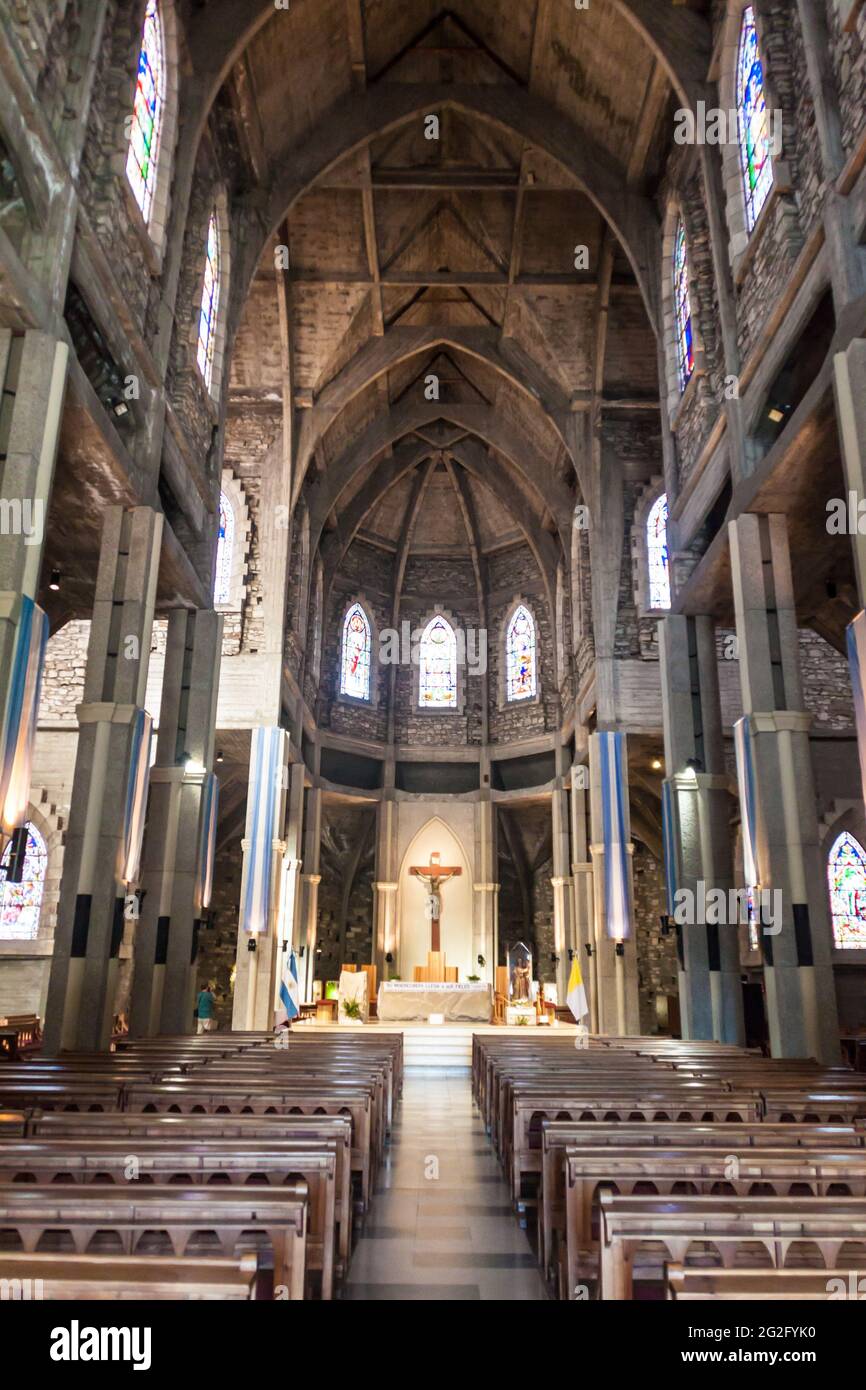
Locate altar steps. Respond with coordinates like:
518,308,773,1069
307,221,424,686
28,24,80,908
401,1025,475,1071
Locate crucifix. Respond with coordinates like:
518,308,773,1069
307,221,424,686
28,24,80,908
409,850,462,953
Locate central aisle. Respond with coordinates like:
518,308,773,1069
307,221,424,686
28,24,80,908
343,1071,549,1300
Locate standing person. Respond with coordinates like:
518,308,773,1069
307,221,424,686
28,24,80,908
196,981,217,1033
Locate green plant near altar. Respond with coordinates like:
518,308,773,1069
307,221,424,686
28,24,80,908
516,1014,529,1026
467,974,480,982
389,974,401,981
341,998,363,1019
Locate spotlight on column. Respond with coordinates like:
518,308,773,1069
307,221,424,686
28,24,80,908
247,938,257,953
477,954,485,968
614,941,625,957
49,569,61,592
385,952,394,964
216,750,224,764
584,943,593,958
7,825,29,885
651,758,662,771
567,948,575,962
659,914,671,937
550,953,560,966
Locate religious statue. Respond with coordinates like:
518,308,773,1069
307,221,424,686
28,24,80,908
507,941,533,1002
409,850,462,953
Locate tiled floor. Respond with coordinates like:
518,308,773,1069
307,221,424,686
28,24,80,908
342,1070,549,1301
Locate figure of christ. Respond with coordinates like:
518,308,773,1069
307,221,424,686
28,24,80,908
408,851,463,953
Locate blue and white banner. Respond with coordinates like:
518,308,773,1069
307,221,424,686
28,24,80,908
733,715,759,890
847,612,866,809
195,772,219,914
661,778,678,918
599,730,632,940
0,596,48,835
241,726,285,934
276,947,300,1027
121,708,153,883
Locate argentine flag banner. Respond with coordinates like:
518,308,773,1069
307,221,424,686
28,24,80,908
276,948,300,1028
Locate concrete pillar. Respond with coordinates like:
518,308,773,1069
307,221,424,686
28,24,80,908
587,731,640,1035
0,332,68,735
729,513,840,1062
551,744,573,1003
44,507,162,1052
833,343,866,807
299,776,323,1001
129,608,223,1036
231,729,290,1031
569,763,596,1028
660,614,745,1044
373,797,398,980
473,793,497,984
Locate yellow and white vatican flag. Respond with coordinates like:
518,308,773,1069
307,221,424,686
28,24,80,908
566,956,588,1022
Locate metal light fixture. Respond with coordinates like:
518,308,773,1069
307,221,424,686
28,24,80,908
49,569,61,592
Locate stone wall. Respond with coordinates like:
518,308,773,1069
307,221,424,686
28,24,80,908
633,841,679,1035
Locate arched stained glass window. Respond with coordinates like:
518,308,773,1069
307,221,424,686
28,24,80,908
341,603,371,701
737,5,773,233
0,822,47,941
673,219,694,394
214,491,234,605
125,0,166,225
197,210,221,392
647,494,671,611
506,605,536,702
418,616,457,709
827,831,866,949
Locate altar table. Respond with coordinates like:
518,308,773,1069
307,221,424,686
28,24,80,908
377,982,493,1023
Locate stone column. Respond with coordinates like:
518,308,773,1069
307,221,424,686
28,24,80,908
729,513,840,1062
231,729,290,1031
129,608,223,1036
588,731,640,1036
299,774,323,1001
551,749,573,1003
833,342,866,804
473,794,497,982
0,332,68,731
373,797,398,979
44,507,162,1053
659,614,745,1044
569,763,595,1028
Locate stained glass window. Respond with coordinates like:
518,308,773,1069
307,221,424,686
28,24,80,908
197,210,221,392
341,603,371,701
214,491,234,605
647,494,671,610
0,822,47,941
125,0,165,225
737,6,773,234
506,605,536,702
418,615,457,709
827,831,866,949
673,219,694,394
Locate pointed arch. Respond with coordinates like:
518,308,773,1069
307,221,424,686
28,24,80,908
505,603,537,703
827,831,866,949
0,820,48,941
736,5,774,235
646,494,671,611
418,615,458,710
340,601,373,702
125,0,166,225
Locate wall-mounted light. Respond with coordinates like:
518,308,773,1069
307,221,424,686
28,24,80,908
247,938,257,953
477,954,485,968
385,952,394,964
584,943,593,958
614,941,625,957
659,914,671,937
550,953,560,966
651,758,662,771
49,569,61,592
216,750,224,764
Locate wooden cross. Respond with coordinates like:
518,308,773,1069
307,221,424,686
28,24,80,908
409,851,462,953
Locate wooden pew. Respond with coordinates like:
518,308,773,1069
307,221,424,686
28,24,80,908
507,1086,762,1200
598,1192,866,1300
539,1119,865,1281
0,1251,259,1300
0,1182,309,1300
0,1137,338,1299
122,1081,376,1208
562,1146,866,1301
27,1110,354,1277
665,1262,861,1300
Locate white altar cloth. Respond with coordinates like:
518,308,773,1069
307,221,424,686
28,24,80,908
377,981,492,1022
